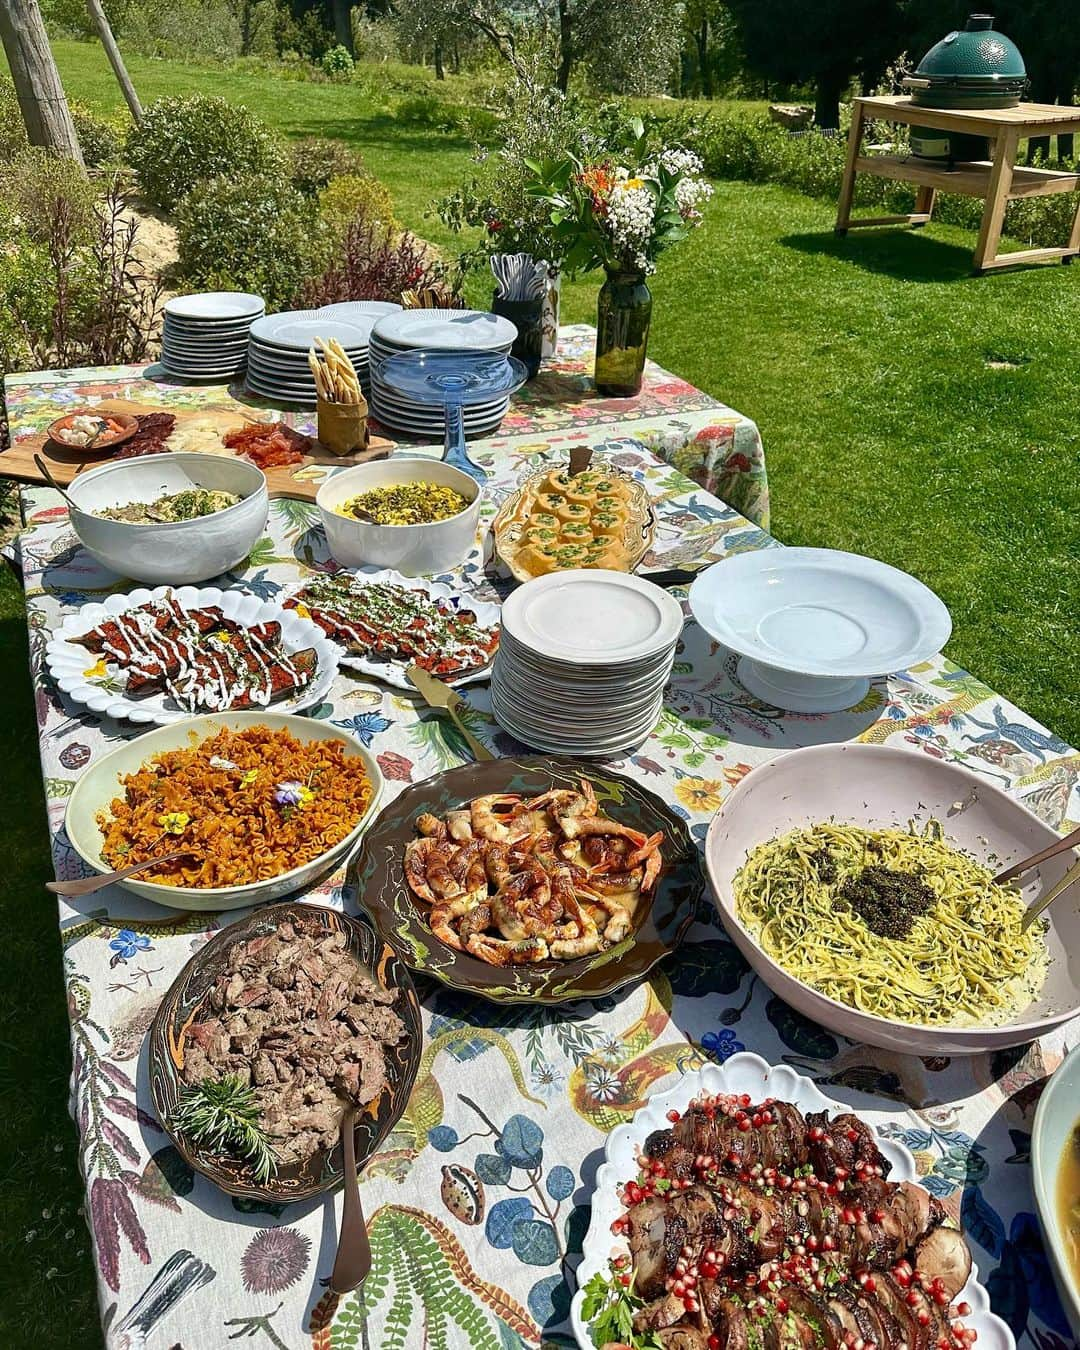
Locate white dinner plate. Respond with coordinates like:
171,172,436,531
45,585,340,726
372,308,518,351
571,1052,1014,1350
249,311,371,352
164,292,264,321
688,547,951,712
318,301,402,321
501,569,685,667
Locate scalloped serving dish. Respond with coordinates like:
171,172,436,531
282,568,501,690
571,1052,1015,1350
45,584,340,725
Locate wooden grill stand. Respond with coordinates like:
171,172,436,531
835,95,1080,273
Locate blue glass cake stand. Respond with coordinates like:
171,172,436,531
378,350,528,484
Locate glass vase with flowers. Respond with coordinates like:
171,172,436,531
526,121,713,396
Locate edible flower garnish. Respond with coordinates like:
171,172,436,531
209,756,238,771
239,769,259,787
157,811,190,835
274,780,315,808
83,658,108,679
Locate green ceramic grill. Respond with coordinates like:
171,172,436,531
904,13,1027,163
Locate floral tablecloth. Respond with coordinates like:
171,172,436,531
2,323,770,531
7,362,1080,1350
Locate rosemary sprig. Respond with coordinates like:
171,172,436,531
173,1074,278,1185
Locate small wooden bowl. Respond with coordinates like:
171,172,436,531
46,410,139,455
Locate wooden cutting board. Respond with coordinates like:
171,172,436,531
1,398,396,502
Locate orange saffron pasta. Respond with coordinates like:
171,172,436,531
97,726,374,888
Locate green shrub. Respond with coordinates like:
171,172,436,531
321,44,354,80
318,174,395,239
287,136,368,197
71,102,125,168
0,75,29,162
0,147,97,246
126,94,286,210
175,173,324,309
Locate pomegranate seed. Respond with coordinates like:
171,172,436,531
864,1276,877,1292
934,1289,950,1307
822,1236,836,1252
917,1311,932,1327
956,1303,971,1317
684,1296,697,1312
667,1109,681,1122
895,1271,912,1288
846,1128,859,1141
939,1340,952,1350
740,1094,752,1106
709,1339,721,1350
738,1118,752,1132
809,1126,827,1141
673,1280,685,1296
907,1291,921,1307
872,1208,885,1223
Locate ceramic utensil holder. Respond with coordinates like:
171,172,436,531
491,294,544,380
318,395,369,456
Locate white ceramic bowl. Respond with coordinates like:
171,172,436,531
64,712,384,911
704,743,1080,1055
66,452,268,585
1033,1041,1080,1343
316,457,481,576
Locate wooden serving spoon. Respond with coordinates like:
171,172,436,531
47,849,192,897
328,1105,372,1293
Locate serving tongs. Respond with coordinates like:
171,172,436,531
992,824,1080,931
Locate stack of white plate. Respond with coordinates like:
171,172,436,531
369,309,517,438
247,308,385,405
160,292,265,380
491,570,684,756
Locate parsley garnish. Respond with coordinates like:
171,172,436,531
580,1267,663,1350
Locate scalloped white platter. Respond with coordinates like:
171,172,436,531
571,1052,1014,1350
45,585,341,726
282,568,501,691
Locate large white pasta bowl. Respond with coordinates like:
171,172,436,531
63,712,384,911
704,743,1080,1055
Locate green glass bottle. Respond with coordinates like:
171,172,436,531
594,268,652,397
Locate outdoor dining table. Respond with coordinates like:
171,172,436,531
5,328,1078,1350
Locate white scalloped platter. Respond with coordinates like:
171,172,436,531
45,585,340,726
282,568,501,691
571,1052,1014,1350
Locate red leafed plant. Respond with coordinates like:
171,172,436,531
295,217,448,307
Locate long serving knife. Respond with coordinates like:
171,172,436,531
404,663,495,762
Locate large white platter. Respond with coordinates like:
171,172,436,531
283,568,501,690
688,547,952,713
571,1051,1014,1350
45,585,340,725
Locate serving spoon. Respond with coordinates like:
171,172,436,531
328,1105,372,1293
47,849,192,897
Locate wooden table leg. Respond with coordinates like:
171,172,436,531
973,127,1019,271
912,184,936,226
1064,192,1080,263
835,102,866,235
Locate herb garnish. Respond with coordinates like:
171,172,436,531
173,1074,277,1184
580,1266,662,1350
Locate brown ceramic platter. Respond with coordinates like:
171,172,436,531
148,900,422,1203
348,755,704,1004
46,409,139,454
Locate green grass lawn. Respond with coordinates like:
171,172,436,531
2,38,1078,1349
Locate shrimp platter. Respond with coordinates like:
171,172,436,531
402,779,665,967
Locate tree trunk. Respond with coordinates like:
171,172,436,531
239,0,253,56
434,39,444,80
697,18,712,99
330,0,354,56
0,0,84,163
452,42,460,74
556,0,573,92
85,0,142,123
814,73,845,131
